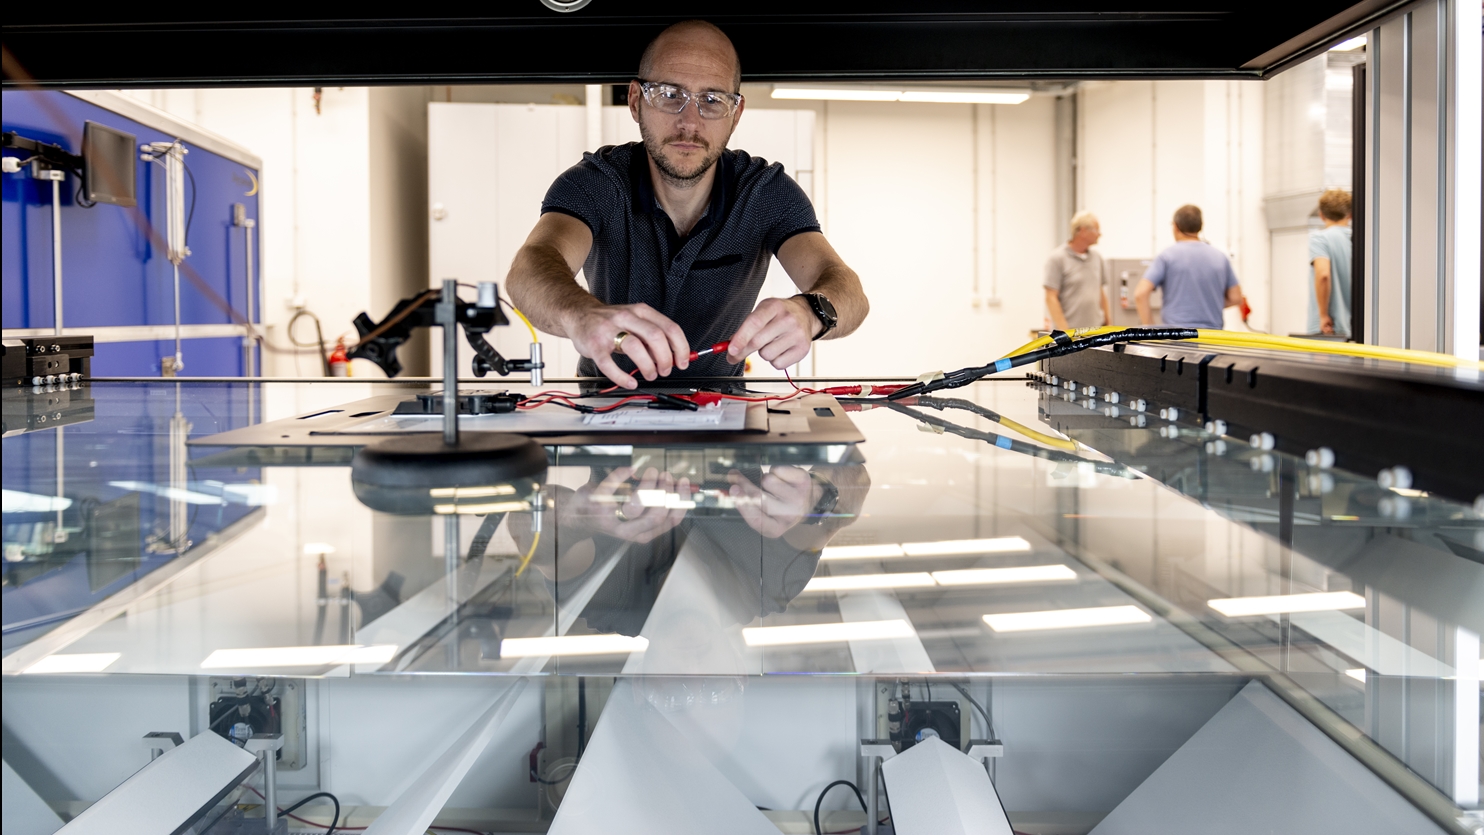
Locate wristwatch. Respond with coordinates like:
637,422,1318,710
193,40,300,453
798,293,838,340
802,470,840,525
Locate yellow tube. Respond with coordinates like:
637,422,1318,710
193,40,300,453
505,299,540,345
1002,327,1480,370
995,415,1079,452
514,530,541,577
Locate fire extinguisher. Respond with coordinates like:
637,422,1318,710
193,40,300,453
328,337,350,377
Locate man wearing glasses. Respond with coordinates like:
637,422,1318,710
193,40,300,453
507,20,868,388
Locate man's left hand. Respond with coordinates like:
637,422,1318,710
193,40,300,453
727,297,818,369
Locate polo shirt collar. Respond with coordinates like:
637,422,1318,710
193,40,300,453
632,145,732,234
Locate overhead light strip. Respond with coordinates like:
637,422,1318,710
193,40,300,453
772,85,1031,105
499,634,649,658
983,605,1151,632
1207,591,1365,617
742,619,915,647
822,536,1032,560
23,652,121,674
200,644,397,668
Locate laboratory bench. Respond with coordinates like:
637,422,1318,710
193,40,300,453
2,376,1479,834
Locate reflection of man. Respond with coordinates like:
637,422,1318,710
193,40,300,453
1136,204,1242,329
1308,189,1353,337
510,460,868,634
507,20,868,388
1043,212,1110,330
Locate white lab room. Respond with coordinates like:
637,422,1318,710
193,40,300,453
2,4,1481,835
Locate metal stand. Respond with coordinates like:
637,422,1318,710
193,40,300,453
49,173,64,336
348,279,547,511
244,733,284,832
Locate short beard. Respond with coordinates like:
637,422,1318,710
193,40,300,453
640,122,724,188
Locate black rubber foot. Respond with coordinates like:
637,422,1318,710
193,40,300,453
350,433,548,514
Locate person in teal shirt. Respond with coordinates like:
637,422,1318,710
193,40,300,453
1308,189,1353,337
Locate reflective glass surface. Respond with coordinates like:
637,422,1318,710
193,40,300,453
2,377,1480,825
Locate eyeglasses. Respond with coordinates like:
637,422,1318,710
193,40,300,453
637,80,743,120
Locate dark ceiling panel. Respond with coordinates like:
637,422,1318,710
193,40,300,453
1,2,1403,88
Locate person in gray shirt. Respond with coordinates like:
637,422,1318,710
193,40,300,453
1136,204,1243,330
1308,189,1352,337
1043,211,1111,330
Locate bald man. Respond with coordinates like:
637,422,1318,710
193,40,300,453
506,20,868,388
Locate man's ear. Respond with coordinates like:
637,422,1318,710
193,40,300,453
628,80,642,123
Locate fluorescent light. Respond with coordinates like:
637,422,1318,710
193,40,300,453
1345,668,1367,682
742,619,915,647
201,644,369,668
899,89,1030,104
932,565,1076,586
902,537,1032,557
2,489,73,513
771,85,1030,105
108,481,225,506
1332,35,1367,51
821,544,907,560
348,644,398,664
23,652,120,674
302,542,336,555
983,605,1151,632
772,86,901,102
499,634,649,658
433,500,529,515
803,572,936,592
1207,591,1365,617
429,485,515,498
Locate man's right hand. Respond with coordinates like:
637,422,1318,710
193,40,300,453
563,302,691,389
1319,315,1335,335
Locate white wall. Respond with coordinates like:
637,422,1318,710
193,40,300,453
1079,80,1268,332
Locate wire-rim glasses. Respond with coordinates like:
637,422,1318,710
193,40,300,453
637,80,743,120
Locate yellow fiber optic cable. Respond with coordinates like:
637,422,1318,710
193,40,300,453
996,415,1079,452
506,300,540,345
514,530,540,577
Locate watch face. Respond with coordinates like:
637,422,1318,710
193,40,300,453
813,294,837,320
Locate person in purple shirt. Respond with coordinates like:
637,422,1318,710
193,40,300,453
1135,204,1244,330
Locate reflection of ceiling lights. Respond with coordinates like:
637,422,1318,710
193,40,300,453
804,564,1075,592
772,85,1031,105
433,500,529,515
302,542,336,555
200,644,397,668
932,565,1076,585
804,572,936,592
1331,35,1367,51
1345,668,1366,682
23,652,121,674
1207,591,1365,617
1,489,74,513
822,536,1031,560
429,485,515,498
983,605,1151,632
109,481,224,506
500,634,649,657
742,619,915,646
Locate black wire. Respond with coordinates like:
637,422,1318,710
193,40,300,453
951,682,996,740
280,791,340,834
813,780,867,835
182,160,197,249
287,309,332,376
467,513,506,560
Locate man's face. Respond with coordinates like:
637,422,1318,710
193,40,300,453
1073,223,1101,247
629,38,743,185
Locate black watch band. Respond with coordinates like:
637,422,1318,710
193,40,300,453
803,470,840,525
799,293,838,341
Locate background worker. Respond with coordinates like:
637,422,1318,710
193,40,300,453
506,19,867,389
1043,211,1112,330
1136,204,1243,330
1308,189,1353,337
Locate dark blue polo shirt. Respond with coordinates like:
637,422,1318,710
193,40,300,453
541,142,821,377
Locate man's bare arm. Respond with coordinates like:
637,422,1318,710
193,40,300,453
1045,287,1070,330
728,232,869,367
1224,284,1244,309
1134,279,1156,325
507,212,690,387
1312,256,1334,333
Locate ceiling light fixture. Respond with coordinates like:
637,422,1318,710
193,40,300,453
821,544,908,560
772,85,1030,105
932,565,1076,586
1207,591,1365,617
23,652,121,674
803,572,936,592
901,537,1033,557
983,605,1151,632
200,644,396,668
1331,35,1367,51
499,634,649,658
742,619,915,647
